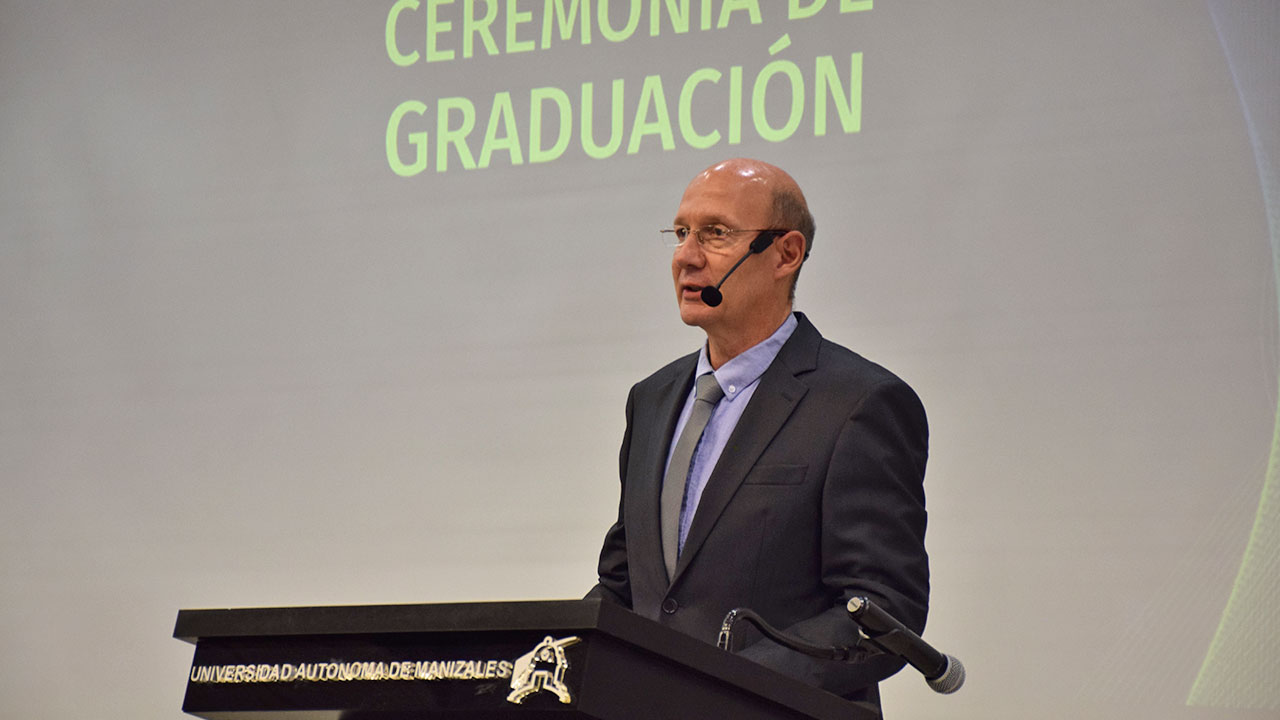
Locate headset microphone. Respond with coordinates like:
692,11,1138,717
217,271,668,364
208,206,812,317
700,230,786,307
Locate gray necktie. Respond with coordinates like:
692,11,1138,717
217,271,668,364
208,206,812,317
661,373,725,579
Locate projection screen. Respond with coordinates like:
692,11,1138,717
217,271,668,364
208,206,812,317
1,1,1277,718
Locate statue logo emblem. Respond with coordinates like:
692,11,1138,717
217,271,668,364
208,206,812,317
506,635,581,705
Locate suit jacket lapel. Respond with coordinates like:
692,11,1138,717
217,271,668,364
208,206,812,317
632,355,697,588
673,315,822,581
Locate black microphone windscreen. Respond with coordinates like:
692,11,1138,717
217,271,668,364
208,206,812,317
700,286,723,307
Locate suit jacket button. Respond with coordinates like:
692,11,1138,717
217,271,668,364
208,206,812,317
661,598,679,614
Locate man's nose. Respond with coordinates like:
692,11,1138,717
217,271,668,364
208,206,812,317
672,238,706,267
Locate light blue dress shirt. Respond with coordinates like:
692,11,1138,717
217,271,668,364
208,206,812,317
666,313,799,552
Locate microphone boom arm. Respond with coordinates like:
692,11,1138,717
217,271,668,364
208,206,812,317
700,230,787,307
717,607,868,662
716,598,966,695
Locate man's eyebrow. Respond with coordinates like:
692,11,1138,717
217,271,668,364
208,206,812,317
673,214,731,227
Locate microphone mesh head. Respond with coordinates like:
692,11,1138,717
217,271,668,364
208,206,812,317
926,655,965,694
700,286,723,307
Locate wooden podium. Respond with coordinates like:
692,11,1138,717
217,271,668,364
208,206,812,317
174,598,880,720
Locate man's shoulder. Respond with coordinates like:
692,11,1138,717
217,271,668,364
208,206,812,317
786,314,910,386
793,321,923,413
813,337,904,386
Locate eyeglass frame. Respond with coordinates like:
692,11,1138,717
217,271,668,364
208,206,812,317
659,225,788,253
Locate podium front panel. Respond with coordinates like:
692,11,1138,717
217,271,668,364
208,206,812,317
174,600,879,720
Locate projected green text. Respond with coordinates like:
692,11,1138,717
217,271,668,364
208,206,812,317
383,0,872,175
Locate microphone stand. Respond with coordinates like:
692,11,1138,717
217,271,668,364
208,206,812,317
717,598,966,695
717,608,869,662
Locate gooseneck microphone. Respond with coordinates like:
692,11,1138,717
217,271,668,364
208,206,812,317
700,230,787,307
717,598,965,696
847,596,966,694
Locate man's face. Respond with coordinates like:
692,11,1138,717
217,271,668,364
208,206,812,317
670,166,778,335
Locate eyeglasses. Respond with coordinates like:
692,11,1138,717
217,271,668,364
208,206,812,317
660,226,782,252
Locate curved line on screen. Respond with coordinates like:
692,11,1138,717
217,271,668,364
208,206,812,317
1189,0,1280,710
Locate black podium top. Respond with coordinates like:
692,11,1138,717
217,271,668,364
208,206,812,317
174,599,880,720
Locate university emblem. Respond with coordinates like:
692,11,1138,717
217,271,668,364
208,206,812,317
505,635,581,705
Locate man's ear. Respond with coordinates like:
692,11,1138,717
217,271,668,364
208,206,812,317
773,230,807,278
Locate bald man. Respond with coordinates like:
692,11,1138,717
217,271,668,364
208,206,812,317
589,159,930,709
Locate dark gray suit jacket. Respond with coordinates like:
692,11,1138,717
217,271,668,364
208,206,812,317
590,313,929,706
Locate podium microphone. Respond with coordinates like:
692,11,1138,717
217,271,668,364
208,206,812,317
847,597,965,694
700,230,786,307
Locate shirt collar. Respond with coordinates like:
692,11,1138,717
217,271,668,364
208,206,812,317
695,313,799,400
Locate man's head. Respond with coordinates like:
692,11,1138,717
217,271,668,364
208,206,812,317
670,158,814,364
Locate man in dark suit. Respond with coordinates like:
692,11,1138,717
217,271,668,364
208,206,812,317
590,159,929,707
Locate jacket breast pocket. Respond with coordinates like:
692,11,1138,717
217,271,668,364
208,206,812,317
742,464,808,486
